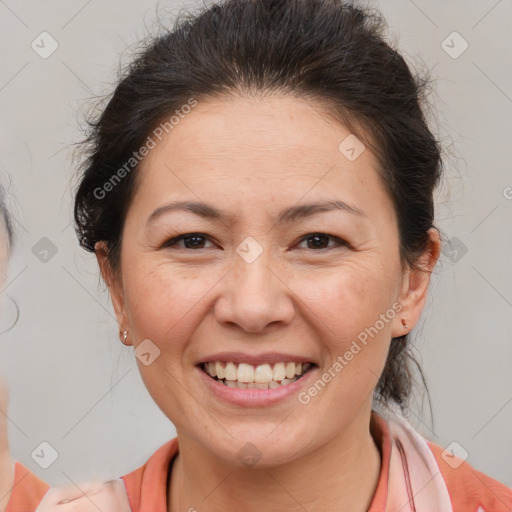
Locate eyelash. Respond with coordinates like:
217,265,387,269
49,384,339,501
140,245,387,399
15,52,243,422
161,232,349,251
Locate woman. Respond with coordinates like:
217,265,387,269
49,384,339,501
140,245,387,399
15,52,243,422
0,184,16,511
3,0,512,510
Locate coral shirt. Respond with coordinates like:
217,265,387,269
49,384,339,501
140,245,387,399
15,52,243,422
6,412,512,511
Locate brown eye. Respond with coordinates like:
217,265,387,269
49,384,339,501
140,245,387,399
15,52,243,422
298,233,348,250
163,233,215,250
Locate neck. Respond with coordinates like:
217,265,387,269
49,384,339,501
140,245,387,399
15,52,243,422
168,409,381,512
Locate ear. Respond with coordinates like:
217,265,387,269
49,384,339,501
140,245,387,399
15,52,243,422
94,241,132,346
391,228,441,338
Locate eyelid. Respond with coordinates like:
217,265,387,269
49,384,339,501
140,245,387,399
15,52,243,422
161,232,349,251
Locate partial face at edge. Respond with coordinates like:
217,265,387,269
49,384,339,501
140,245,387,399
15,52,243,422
0,217,9,288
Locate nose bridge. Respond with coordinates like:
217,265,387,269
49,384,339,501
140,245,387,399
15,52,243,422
233,241,278,307
215,238,294,332
234,244,274,296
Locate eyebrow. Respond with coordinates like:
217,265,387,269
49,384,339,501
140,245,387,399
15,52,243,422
146,199,366,227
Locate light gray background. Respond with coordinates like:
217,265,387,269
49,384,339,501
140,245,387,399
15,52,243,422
0,0,511,489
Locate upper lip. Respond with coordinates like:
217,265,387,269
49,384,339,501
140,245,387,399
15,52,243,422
197,352,317,366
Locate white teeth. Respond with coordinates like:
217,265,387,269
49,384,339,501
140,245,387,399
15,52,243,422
215,361,225,379
203,360,314,387
221,376,299,389
254,364,273,383
225,362,237,381
285,362,296,379
272,362,286,381
237,363,255,383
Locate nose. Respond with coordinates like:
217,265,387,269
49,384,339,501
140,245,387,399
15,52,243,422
214,251,295,333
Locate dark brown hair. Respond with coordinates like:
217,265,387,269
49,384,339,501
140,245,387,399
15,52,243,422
0,183,13,252
74,0,442,409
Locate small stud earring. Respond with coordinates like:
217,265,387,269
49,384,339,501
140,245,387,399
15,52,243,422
122,330,128,344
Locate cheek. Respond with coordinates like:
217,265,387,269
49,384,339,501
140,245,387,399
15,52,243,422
122,260,218,352
300,260,398,337
120,263,208,416
297,261,397,392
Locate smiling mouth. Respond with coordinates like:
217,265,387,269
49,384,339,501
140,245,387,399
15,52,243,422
199,361,315,390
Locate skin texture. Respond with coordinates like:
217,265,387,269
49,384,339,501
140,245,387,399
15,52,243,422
96,94,441,511
0,222,14,512
0,378,14,512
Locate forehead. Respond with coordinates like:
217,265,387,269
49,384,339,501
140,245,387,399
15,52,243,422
132,94,392,221
147,94,361,171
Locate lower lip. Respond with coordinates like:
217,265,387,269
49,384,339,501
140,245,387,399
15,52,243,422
197,365,317,407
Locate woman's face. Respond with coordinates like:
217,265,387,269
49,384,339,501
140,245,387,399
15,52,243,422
98,95,437,467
